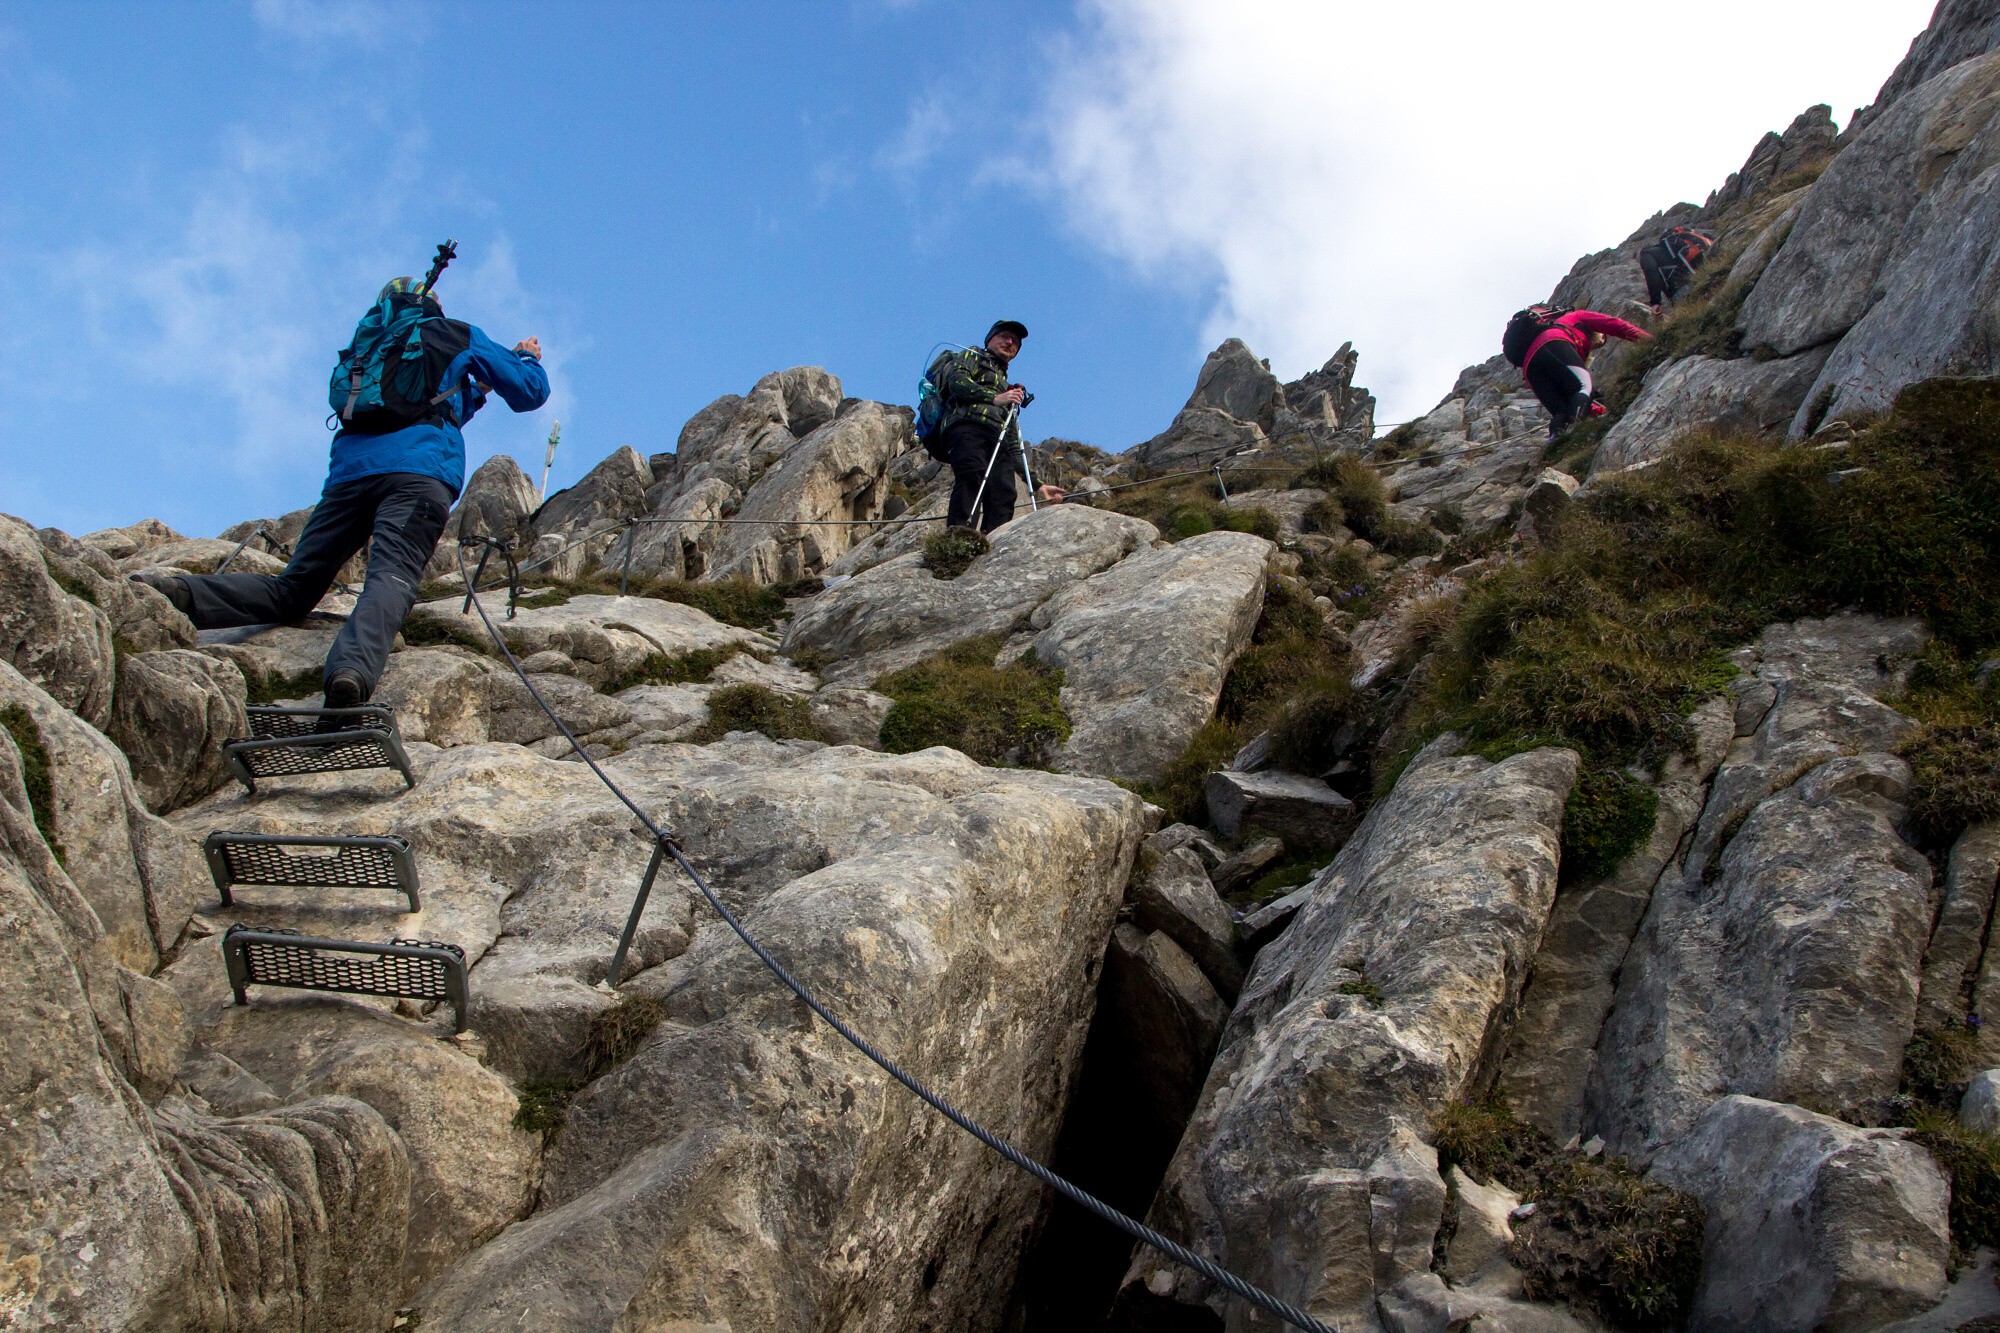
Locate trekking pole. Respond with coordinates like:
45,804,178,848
420,239,457,296
965,404,1020,528
1019,422,1041,513
539,421,561,502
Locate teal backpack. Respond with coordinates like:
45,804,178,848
327,291,473,436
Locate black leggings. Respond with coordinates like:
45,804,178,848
1640,243,1687,306
1525,341,1593,435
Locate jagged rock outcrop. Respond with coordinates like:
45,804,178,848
529,445,655,574
1737,51,2000,431
1867,0,2000,127
455,453,542,544
1116,739,1577,1327
1132,339,1376,468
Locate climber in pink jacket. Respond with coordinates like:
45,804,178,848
1519,310,1651,440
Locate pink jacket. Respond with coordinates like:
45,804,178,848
1522,310,1650,371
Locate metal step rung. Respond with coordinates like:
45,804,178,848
203,832,420,911
222,925,468,1032
223,705,415,794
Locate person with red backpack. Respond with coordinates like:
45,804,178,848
1502,306,1651,441
1638,225,1714,312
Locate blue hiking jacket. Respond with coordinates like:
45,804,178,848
326,325,549,496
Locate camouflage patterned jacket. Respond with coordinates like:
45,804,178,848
942,347,1015,432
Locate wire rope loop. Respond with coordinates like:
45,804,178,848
450,543,1335,1333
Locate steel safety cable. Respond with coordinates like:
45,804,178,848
452,545,1338,1333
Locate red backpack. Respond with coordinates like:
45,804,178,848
1662,225,1714,272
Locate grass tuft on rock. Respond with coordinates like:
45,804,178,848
874,634,1070,768
1294,454,1442,556
578,994,667,1076
1903,1021,1982,1109
1905,1106,2000,1254
1560,766,1660,887
921,527,989,580
599,645,737,695
688,684,824,745
513,1078,578,1135
1,703,64,866
1893,644,2000,852
1100,472,1281,544
1433,1100,1705,1330
1395,378,2000,826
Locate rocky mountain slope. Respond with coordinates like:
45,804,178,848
10,4,2000,1331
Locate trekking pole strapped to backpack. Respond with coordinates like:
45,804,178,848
328,242,475,434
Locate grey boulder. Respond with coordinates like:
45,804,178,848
107,648,250,814
1203,768,1355,848
1651,1095,1949,1332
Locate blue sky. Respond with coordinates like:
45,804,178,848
1,0,1938,537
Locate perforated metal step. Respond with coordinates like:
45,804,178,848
223,704,415,794
203,832,420,911
222,924,468,1031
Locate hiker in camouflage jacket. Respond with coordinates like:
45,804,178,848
942,320,1031,531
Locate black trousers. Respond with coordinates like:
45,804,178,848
1525,341,1593,436
944,419,1019,532
1639,243,1686,307
179,471,454,697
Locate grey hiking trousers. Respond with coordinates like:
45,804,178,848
179,471,454,698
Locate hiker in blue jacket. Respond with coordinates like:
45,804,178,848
136,276,548,708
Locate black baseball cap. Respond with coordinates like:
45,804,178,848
985,319,1028,343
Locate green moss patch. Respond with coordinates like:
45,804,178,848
48,566,100,606
1,704,64,866
1293,454,1442,556
1434,1101,1705,1329
513,1078,578,1135
922,527,989,580
1100,471,1282,544
599,645,737,695
400,615,498,656
246,665,327,706
875,634,1070,768
689,684,824,745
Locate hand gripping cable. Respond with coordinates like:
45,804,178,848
452,544,1337,1333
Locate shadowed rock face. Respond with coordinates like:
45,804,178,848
1117,740,1577,1327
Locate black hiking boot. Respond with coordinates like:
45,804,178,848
129,572,193,616
314,671,368,735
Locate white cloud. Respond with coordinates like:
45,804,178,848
251,0,398,43
1032,0,1940,420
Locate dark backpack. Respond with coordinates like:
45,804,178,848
328,292,473,435
915,348,963,462
1503,305,1571,368
1662,225,1713,272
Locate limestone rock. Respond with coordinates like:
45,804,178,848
1496,695,1735,1142
35,525,196,655
408,593,773,689
0,514,116,727
1589,350,1831,479
1204,768,1355,848
1116,740,1576,1326
121,535,287,578
1378,356,1550,536
1133,406,1266,470
808,686,894,749
79,516,180,562
413,744,1145,1332
1102,924,1230,1149
1869,0,2000,126
1514,467,1579,543
1919,822,2000,1028
1031,530,1270,783
1441,1166,1523,1295
107,648,250,814
196,618,342,699
1589,743,1932,1158
1961,1068,2000,1133
454,452,541,544
529,446,654,567
1129,840,1243,1000
186,1001,541,1295
702,399,913,584
484,670,632,746
1378,1272,1593,1333
373,647,500,746
1651,1096,1949,1332
781,503,1158,686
